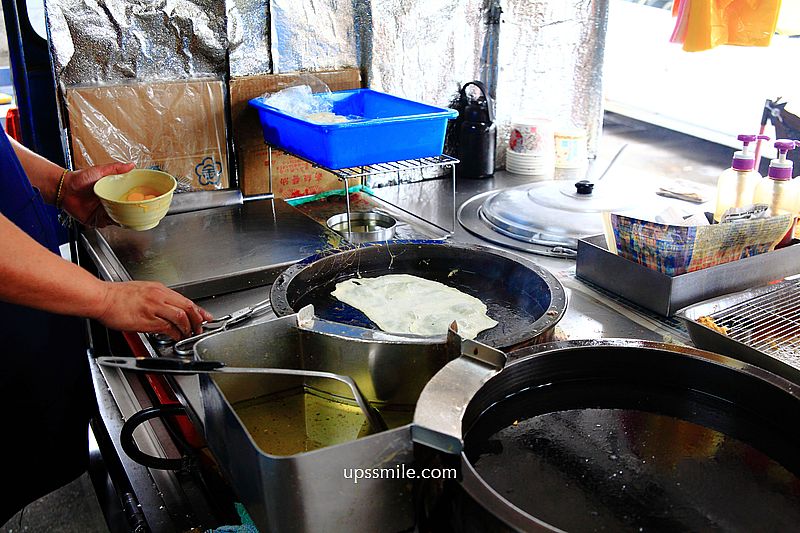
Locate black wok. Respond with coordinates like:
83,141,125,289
413,339,800,532
270,241,567,349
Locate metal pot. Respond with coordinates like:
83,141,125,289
412,339,800,532
112,309,457,533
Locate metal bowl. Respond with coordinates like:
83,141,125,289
326,211,397,243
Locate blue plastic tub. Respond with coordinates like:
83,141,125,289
249,88,458,169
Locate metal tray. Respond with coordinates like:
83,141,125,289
576,234,800,316
677,278,800,385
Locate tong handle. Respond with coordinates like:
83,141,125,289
173,327,228,356
100,356,225,373
226,297,272,327
98,356,388,434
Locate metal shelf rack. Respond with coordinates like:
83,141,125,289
263,144,459,239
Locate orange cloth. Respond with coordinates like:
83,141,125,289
673,0,782,52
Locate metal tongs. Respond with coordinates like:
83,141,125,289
166,297,272,356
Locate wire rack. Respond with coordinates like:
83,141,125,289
264,145,459,237
321,154,459,179
708,279,800,359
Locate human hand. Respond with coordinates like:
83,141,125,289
61,162,136,227
94,281,213,340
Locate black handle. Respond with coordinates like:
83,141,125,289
120,405,192,471
575,180,594,195
132,356,225,372
460,81,494,123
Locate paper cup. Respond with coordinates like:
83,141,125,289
555,128,587,169
509,117,554,156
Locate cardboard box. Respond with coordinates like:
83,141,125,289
66,79,229,190
229,69,362,197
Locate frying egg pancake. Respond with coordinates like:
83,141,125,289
331,274,498,339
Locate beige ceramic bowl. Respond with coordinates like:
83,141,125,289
93,169,177,231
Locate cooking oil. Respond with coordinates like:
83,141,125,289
233,387,412,456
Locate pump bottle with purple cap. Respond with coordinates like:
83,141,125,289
713,134,770,223
753,139,799,247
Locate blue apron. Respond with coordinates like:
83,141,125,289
0,132,92,523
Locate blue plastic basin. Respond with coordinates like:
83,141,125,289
249,88,458,170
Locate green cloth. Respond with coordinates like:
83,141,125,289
285,184,374,206
207,503,259,533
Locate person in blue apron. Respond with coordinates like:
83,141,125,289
0,130,212,525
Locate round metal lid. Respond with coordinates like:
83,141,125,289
480,180,633,246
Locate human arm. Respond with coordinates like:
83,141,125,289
7,134,64,204
8,133,134,226
0,213,212,339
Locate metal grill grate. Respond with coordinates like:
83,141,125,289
708,279,800,359
278,152,460,180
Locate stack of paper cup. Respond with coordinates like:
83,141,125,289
506,117,554,175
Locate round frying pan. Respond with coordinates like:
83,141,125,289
270,241,567,349
414,339,800,532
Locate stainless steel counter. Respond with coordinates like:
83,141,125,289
82,163,705,352
84,173,688,344
372,171,685,342
90,198,343,299
80,172,692,532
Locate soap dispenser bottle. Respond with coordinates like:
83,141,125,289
713,134,769,222
753,139,799,247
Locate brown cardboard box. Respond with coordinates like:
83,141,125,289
66,79,229,190
229,69,362,197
